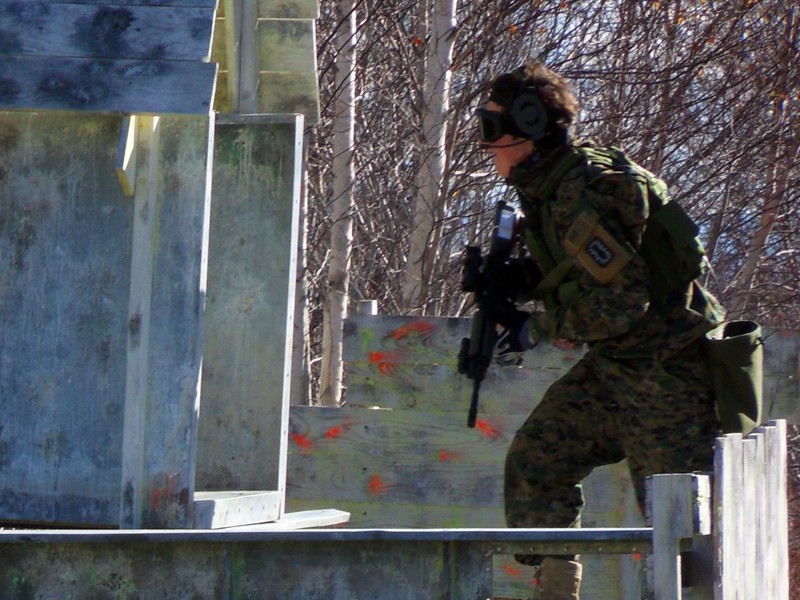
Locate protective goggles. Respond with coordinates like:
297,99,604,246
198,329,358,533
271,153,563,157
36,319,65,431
475,108,512,143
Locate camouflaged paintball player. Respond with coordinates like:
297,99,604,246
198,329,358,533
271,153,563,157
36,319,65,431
465,62,762,600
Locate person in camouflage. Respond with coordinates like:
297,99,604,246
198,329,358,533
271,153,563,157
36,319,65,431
476,63,725,599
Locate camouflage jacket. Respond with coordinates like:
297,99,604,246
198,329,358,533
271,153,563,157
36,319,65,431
507,141,725,359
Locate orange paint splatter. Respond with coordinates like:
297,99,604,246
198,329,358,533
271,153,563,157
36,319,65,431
148,472,185,514
633,553,643,562
291,433,314,453
368,351,401,375
390,320,436,340
475,419,501,438
502,563,523,577
439,450,461,462
379,362,397,375
325,426,343,439
369,474,388,496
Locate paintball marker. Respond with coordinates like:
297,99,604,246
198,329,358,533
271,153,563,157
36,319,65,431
457,200,520,428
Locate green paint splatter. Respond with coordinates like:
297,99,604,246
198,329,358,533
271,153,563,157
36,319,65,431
360,327,375,353
7,569,34,599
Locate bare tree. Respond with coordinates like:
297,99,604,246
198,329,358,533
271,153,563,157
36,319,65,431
318,0,358,406
401,0,458,314
306,0,799,403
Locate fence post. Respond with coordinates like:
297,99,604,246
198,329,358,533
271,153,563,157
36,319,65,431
763,420,789,600
714,421,789,600
649,473,710,600
714,433,743,600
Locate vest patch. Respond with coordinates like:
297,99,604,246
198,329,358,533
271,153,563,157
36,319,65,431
586,237,614,267
564,211,633,284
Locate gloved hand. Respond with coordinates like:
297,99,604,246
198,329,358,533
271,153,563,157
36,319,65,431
494,258,543,303
495,310,535,365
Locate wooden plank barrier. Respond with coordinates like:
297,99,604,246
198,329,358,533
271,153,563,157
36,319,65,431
648,421,789,599
712,421,790,600
285,315,797,599
0,424,787,600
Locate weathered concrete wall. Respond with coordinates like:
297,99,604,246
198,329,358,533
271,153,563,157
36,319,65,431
196,115,303,502
0,111,213,527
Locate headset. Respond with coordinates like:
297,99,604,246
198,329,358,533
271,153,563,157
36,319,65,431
477,66,550,143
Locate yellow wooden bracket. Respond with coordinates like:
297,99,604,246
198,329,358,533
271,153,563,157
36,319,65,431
115,115,138,197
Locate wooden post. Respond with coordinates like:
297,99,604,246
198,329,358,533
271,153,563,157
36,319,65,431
763,420,789,600
740,436,758,600
754,424,769,600
356,300,378,316
713,422,789,599
120,116,161,529
649,473,710,600
714,433,743,599
119,115,214,528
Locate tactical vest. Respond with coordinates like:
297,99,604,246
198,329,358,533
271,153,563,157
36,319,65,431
520,145,707,307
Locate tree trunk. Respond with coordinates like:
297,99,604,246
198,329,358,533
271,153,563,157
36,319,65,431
401,0,458,314
319,0,357,406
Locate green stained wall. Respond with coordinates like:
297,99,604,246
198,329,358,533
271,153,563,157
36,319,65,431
196,115,303,499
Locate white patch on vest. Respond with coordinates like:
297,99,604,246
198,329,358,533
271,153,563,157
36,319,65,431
586,237,614,267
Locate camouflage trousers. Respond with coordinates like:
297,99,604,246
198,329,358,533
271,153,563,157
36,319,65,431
504,339,719,566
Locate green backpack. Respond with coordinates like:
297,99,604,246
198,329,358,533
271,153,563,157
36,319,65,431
532,146,762,435
583,146,707,299
527,145,708,303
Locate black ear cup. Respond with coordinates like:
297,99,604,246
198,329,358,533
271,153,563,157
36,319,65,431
511,89,548,140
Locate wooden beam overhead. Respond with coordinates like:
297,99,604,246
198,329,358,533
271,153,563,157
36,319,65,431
0,3,216,61
0,55,217,115
44,1,218,7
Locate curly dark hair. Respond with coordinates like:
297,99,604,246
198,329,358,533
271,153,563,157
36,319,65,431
488,62,580,133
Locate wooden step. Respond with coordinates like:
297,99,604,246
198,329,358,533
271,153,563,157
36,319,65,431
193,491,282,529
193,490,350,530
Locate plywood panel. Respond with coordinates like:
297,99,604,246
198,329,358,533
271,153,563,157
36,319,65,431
0,110,213,528
285,404,643,600
258,70,320,124
258,0,318,19
286,406,640,521
345,360,563,413
257,18,315,73
196,115,303,498
342,314,584,369
0,111,132,525
287,407,521,507
0,2,215,61
123,114,213,528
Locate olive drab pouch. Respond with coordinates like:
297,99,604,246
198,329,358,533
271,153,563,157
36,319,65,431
639,199,707,299
704,321,764,435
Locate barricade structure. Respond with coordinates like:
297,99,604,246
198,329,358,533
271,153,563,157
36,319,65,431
0,1,795,598
281,313,795,599
0,0,339,531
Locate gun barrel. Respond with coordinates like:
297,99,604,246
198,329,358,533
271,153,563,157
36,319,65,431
467,379,480,428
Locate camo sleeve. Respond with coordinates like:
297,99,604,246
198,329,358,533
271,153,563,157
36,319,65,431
527,165,653,343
